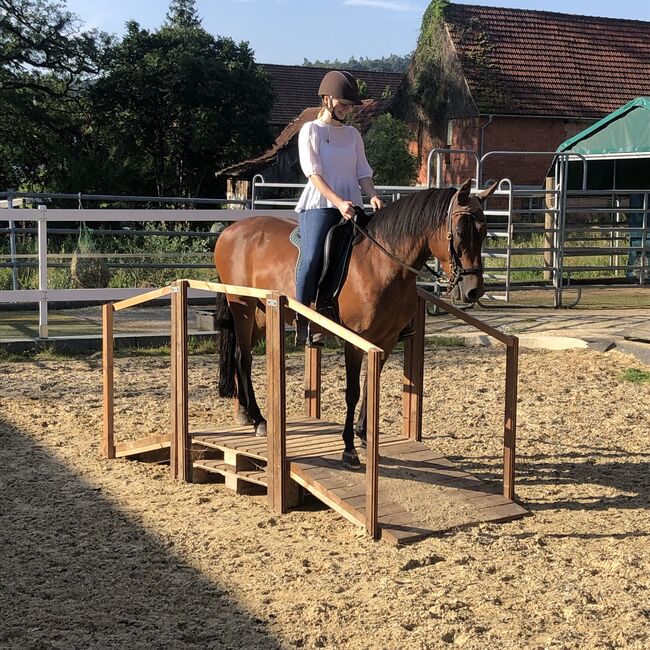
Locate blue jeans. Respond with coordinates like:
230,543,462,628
295,208,341,306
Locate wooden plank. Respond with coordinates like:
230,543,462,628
113,285,172,311
417,287,515,346
102,303,115,459
173,280,191,482
287,296,383,354
115,434,171,457
402,296,425,441
503,338,518,500
387,449,445,462
266,292,287,514
366,349,381,539
289,472,365,528
185,279,269,300
304,345,321,418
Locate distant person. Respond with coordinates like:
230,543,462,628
293,70,383,345
627,193,647,280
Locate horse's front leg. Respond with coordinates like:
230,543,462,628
342,342,364,470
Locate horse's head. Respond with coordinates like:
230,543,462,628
431,179,497,303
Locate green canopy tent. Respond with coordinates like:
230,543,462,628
556,97,650,190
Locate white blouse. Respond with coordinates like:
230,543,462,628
295,120,373,212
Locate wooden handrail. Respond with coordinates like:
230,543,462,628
113,285,172,311
286,297,383,354
417,287,515,347
184,279,270,300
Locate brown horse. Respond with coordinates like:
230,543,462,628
214,179,497,468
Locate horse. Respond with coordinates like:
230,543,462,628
213,179,497,469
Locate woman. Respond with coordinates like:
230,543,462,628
294,70,383,345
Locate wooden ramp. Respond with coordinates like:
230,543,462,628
192,417,527,544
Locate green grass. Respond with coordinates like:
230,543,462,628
618,368,650,384
483,232,630,282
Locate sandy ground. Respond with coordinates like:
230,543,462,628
1,345,649,649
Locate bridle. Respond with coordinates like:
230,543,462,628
445,198,486,291
350,192,486,294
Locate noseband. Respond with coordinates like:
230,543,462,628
446,199,484,291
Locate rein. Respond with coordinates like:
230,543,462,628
350,197,483,292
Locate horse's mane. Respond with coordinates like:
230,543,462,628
365,187,457,248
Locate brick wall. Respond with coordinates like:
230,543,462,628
410,115,596,188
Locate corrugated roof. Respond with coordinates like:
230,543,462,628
217,98,392,177
260,64,404,125
443,3,650,118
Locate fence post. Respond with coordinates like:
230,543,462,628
366,348,381,540
102,303,115,459
37,205,48,338
402,297,425,441
171,280,191,481
304,345,321,419
266,291,287,514
7,190,19,290
503,337,519,500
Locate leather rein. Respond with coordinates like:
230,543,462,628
350,195,484,293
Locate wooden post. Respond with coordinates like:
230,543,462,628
304,345,321,419
503,337,519,500
266,291,288,514
366,348,381,540
102,303,115,459
402,296,425,441
171,280,191,482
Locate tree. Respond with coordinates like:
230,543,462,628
89,9,274,197
302,53,412,73
0,0,109,190
165,0,201,29
363,114,418,186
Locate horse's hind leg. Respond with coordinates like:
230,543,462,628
228,298,266,435
342,342,363,469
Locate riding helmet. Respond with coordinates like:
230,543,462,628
318,70,363,105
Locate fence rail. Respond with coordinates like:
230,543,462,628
1,179,648,336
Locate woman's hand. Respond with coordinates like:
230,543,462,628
337,200,355,220
370,196,384,212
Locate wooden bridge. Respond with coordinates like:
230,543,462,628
102,280,526,543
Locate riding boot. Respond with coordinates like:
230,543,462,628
294,316,308,346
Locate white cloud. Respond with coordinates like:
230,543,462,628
342,0,418,11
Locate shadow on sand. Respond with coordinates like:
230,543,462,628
0,418,280,649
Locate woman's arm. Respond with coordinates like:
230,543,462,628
359,176,384,212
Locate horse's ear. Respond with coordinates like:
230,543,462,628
457,179,472,205
477,181,499,204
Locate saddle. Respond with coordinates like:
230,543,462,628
291,208,372,322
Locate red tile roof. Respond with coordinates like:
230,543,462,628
218,98,392,176
260,64,404,126
444,3,650,118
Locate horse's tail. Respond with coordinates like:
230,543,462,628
215,293,237,398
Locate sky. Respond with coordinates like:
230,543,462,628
65,0,650,65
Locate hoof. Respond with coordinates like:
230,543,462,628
342,449,361,471
255,421,267,438
235,410,254,425
356,433,367,449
